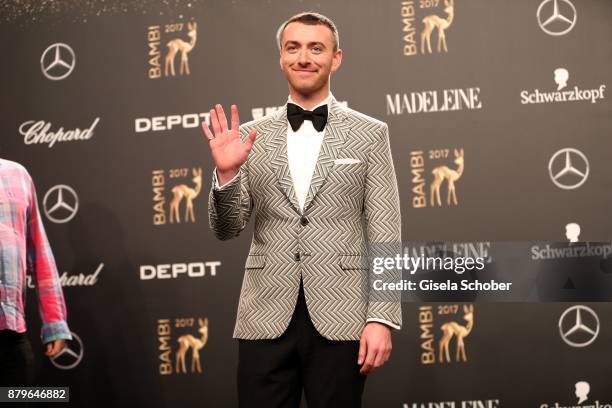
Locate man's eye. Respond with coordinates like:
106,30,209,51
313,47,322,52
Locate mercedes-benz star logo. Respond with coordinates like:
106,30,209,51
558,305,599,348
537,0,577,36
41,43,75,80
548,148,589,190
43,184,79,224
50,331,84,370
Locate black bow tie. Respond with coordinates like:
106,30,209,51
287,103,328,132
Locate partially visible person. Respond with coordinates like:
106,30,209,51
0,158,71,386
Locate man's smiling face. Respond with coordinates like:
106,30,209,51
279,22,342,98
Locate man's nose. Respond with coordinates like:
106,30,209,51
297,48,310,65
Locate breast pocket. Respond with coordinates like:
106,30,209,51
331,161,366,178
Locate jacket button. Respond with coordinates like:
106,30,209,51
294,252,301,262
300,216,308,226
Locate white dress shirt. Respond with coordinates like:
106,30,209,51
285,93,330,212
214,94,399,330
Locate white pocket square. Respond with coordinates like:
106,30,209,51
334,158,361,164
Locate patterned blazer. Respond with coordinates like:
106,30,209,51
208,96,402,340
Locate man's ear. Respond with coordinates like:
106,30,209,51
331,49,343,74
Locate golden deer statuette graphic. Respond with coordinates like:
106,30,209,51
176,318,209,374
165,21,197,76
421,0,454,54
170,167,202,223
430,148,464,207
438,304,474,363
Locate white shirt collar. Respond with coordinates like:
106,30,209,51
287,92,333,111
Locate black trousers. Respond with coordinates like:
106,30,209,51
0,330,34,386
237,279,367,408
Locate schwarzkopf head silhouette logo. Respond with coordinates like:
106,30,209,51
575,381,590,404
554,68,569,90
565,222,581,243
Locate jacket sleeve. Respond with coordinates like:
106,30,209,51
363,123,402,330
207,127,254,241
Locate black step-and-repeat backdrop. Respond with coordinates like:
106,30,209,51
1,0,611,407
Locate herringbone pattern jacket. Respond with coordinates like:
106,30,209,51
208,96,402,340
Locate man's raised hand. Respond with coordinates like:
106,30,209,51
202,104,257,185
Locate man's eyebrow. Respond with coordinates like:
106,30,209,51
284,40,326,48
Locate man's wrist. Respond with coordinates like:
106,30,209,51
366,318,400,330
217,168,239,187
41,320,72,344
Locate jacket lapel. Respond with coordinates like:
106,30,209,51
264,96,350,215
265,106,302,215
